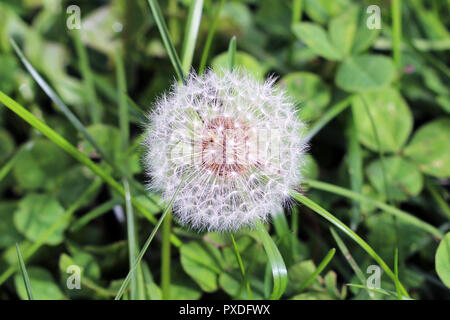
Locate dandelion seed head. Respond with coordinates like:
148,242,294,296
144,69,307,232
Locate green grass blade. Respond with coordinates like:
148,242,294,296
142,262,160,299
115,171,190,300
394,248,402,300
304,95,354,142
0,91,182,247
347,112,363,230
230,234,253,299
346,283,412,299
329,228,366,284
10,38,106,161
306,179,444,238
392,0,402,68
161,210,172,299
124,179,138,299
10,37,153,205
289,189,410,298
228,36,236,71
255,220,288,300
115,47,129,150
198,0,226,74
329,227,376,299
70,198,121,232
181,0,204,73
73,29,102,123
147,0,185,82
298,248,335,292
15,243,34,300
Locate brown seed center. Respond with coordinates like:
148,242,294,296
201,117,253,178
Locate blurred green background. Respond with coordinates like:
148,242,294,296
0,0,449,300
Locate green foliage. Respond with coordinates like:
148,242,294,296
280,72,330,121
404,118,450,178
336,55,395,92
352,89,412,152
14,194,68,245
14,267,65,300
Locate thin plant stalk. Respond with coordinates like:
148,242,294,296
16,243,34,300
161,210,172,299
198,0,226,74
181,0,204,73
73,29,102,123
304,95,354,142
115,171,191,300
230,234,253,299
298,248,335,292
147,0,185,82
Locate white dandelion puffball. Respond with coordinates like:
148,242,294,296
144,69,307,232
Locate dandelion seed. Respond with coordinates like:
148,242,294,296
143,69,307,232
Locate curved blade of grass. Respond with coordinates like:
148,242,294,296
306,179,444,239
15,243,33,300
298,248,335,292
70,198,122,232
0,91,182,247
289,189,410,297
304,95,354,142
255,220,288,300
272,212,294,265
10,38,106,161
115,171,190,300
230,234,253,299
392,0,402,68
73,29,102,123
228,36,236,71
198,0,226,74
330,228,366,284
0,178,103,286
147,0,185,82
181,0,204,73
